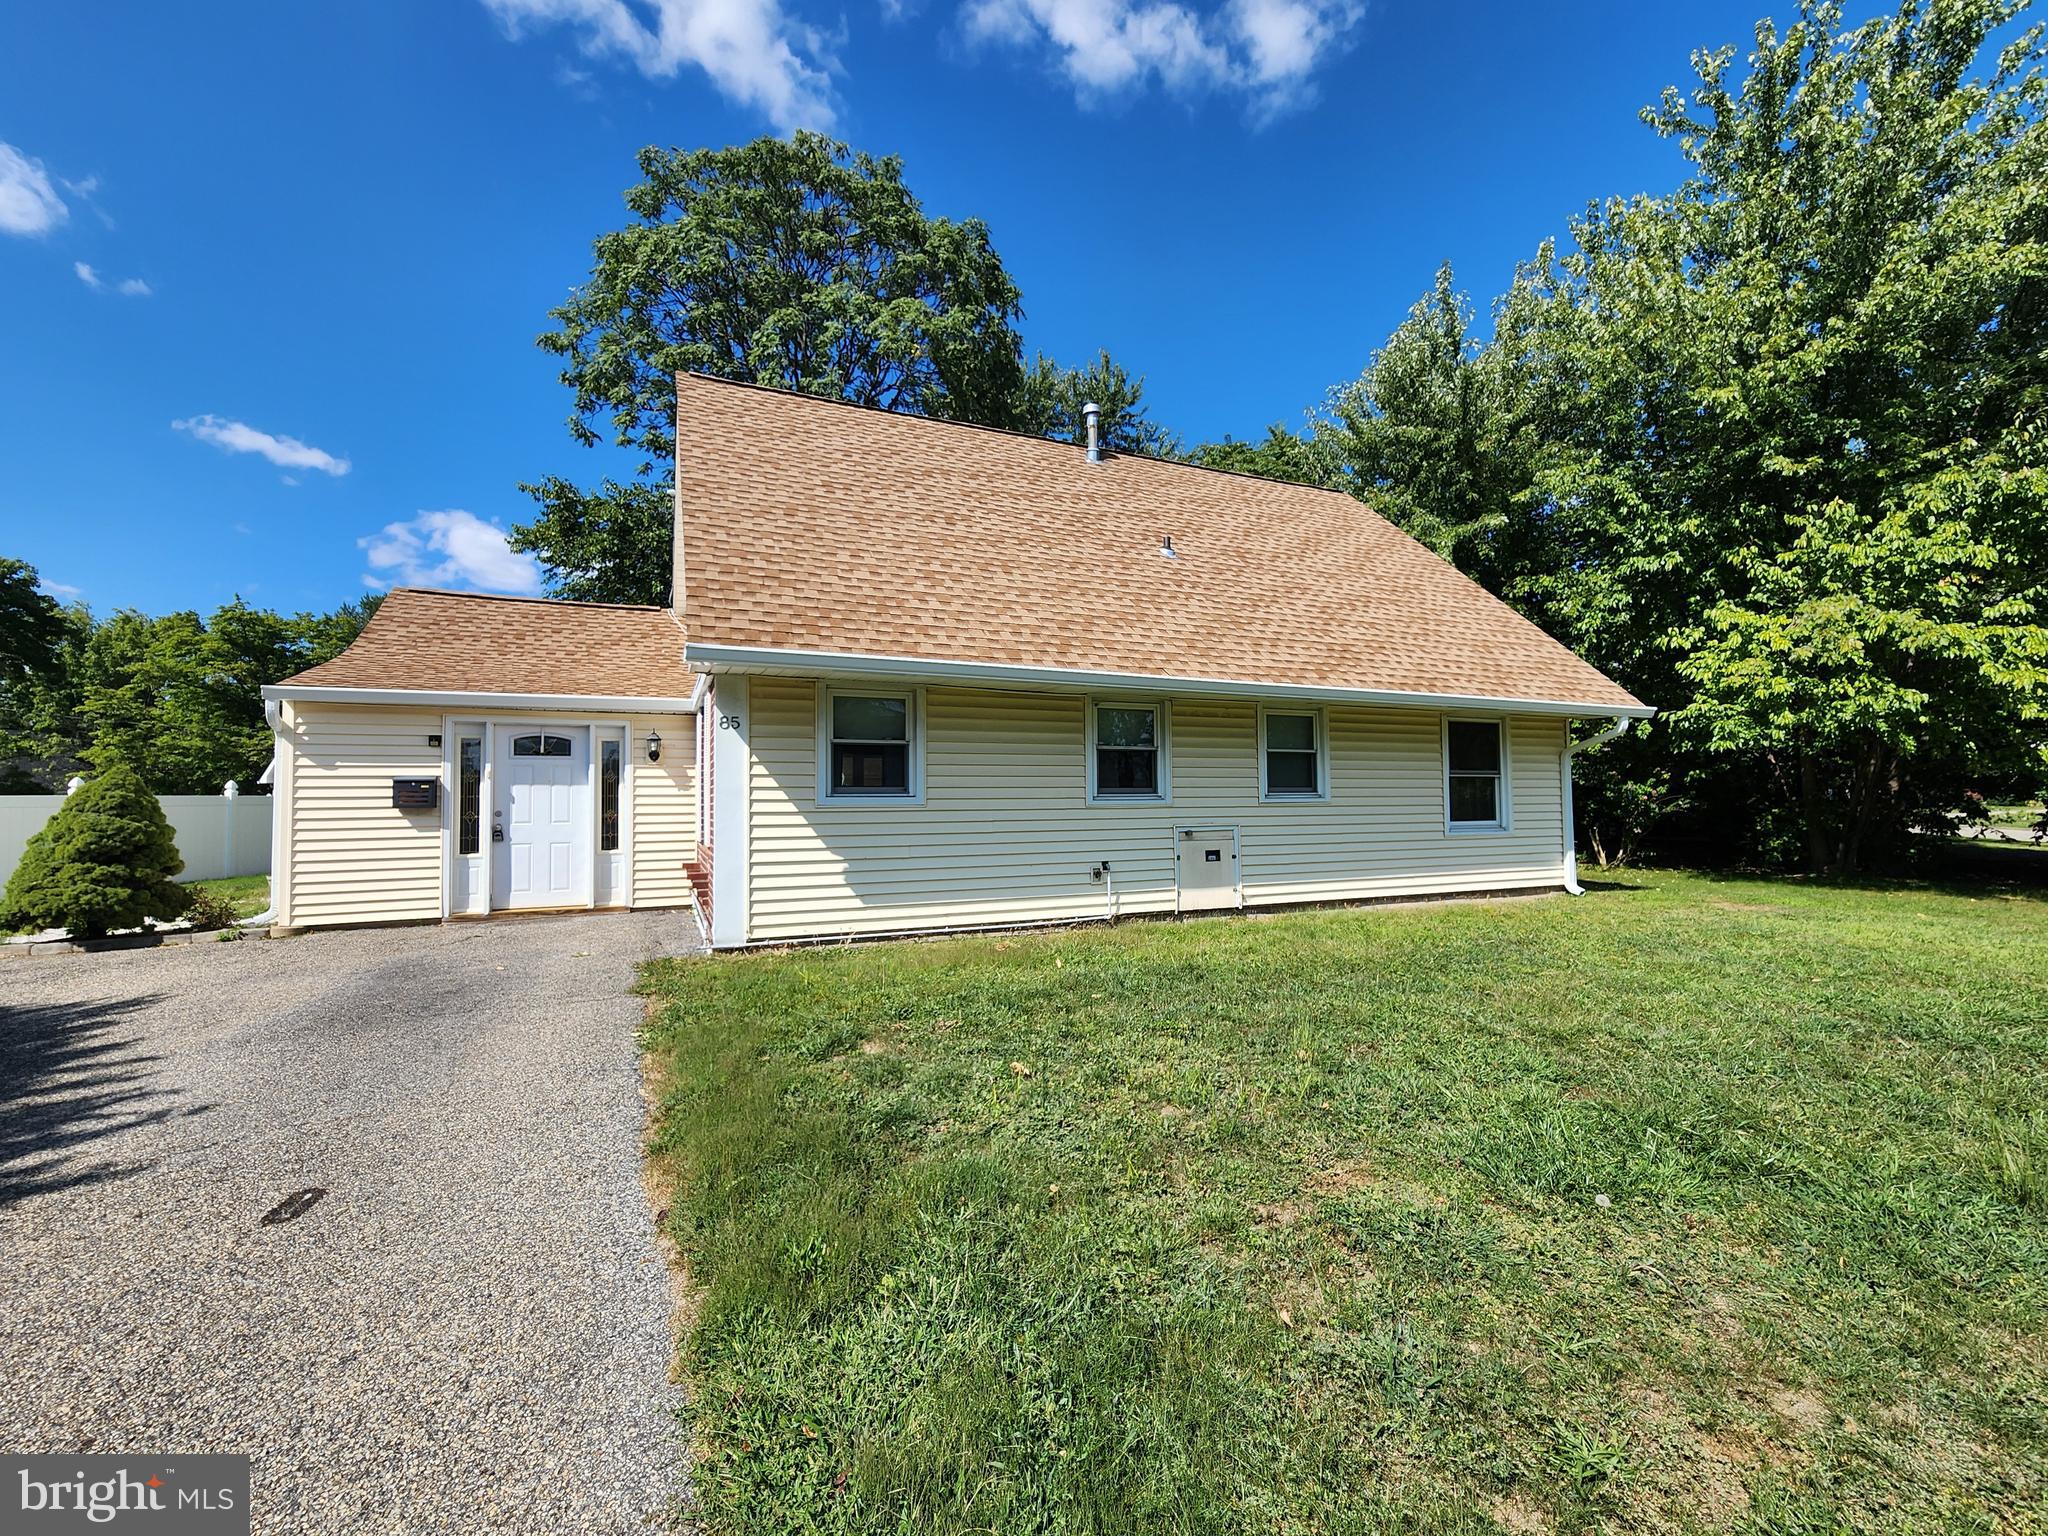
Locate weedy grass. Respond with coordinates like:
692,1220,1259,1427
638,871,2047,1535
188,873,269,919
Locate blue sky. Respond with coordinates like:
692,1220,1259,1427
1,0,1859,619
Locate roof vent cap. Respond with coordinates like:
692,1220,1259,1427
1160,535,1178,560
1083,401,1102,464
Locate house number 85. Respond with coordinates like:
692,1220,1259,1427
717,714,742,731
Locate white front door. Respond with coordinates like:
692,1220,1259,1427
492,727,589,910
1176,826,1241,913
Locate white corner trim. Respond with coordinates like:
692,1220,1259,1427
1086,695,1172,806
707,675,750,949
683,642,1657,720
1442,714,1513,835
814,683,926,808
1256,701,1331,803
261,683,701,713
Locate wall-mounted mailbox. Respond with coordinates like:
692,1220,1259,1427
392,777,439,810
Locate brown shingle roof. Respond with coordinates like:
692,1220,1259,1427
279,587,691,700
677,375,1645,713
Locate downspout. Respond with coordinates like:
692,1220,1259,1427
1561,717,1635,896
242,697,285,926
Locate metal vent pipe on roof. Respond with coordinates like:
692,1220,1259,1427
1083,401,1102,463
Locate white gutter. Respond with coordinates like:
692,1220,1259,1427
1561,717,1638,896
260,683,701,713
243,707,283,926
688,673,712,716
684,643,1655,721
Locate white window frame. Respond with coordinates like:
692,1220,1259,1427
816,684,925,807
1443,715,1511,834
1257,703,1330,802
1086,696,1172,805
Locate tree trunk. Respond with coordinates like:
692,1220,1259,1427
1798,751,1837,875
1840,744,1898,876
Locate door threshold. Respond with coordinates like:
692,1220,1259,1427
447,905,630,923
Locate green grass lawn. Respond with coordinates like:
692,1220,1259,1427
188,873,269,918
639,871,2047,1535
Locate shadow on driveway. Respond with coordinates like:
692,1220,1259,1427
0,991,197,1206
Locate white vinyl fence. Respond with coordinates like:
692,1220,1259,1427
0,783,272,890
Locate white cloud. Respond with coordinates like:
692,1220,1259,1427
38,579,82,599
61,173,115,229
0,143,67,236
76,262,152,297
961,0,1361,115
172,414,351,476
360,510,545,596
481,0,837,131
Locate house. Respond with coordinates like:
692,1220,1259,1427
260,373,1651,947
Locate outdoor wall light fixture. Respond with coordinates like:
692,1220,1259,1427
646,729,662,763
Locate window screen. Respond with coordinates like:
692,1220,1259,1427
1095,705,1159,796
1447,720,1503,825
829,694,911,795
1264,712,1320,795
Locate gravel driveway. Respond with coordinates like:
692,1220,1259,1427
0,909,702,1534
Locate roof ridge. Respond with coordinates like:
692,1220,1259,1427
674,371,1362,502
387,586,670,613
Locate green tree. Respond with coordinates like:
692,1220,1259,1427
1317,265,1558,598
1188,425,1334,486
0,558,63,686
1014,349,1181,459
1517,0,2048,872
0,560,75,790
514,133,1028,602
512,477,672,606
1,762,189,939
4,595,382,794
296,593,382,660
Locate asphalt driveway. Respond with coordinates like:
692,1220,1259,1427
0,909,703,1534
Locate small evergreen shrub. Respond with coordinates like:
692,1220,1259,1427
0,764,191,939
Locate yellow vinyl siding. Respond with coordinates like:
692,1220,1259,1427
630,712,697,908
279,702,444,928
745,679,1568,943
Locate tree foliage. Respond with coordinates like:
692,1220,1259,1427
516,133,1033,602
1014,349,1182,459
1512,0,2048,871
1298,0,2047,872
1315,265,1562,598
509,477,672,606
0,582,378,794
1187,426,1333,486
1,762,189,939
544,132,1027,469
0,558,64,687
